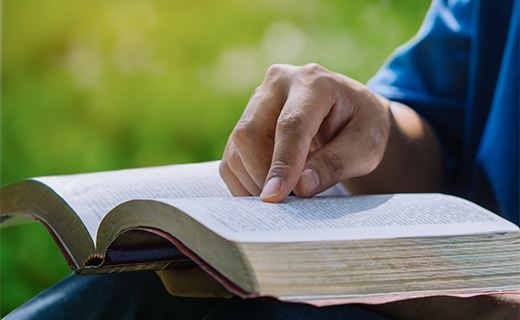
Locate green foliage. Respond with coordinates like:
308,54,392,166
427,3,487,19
1,0,429,315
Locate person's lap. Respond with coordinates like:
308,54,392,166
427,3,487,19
5,272,389,320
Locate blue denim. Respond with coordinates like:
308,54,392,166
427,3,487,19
5,272,389,320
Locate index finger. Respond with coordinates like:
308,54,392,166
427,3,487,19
260,86,334,202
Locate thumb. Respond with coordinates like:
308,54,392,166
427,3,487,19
293,146,347,197
294,123,386,197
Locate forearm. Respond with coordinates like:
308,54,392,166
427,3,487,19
343,100,443,194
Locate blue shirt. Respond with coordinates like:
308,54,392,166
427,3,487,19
368,0,519,225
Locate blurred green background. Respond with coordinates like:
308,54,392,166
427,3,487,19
1,0,429,315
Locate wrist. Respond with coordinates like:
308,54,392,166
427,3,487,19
342,97,442,194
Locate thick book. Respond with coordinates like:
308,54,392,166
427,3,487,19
1,161,519,305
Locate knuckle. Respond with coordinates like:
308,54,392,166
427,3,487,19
319,150,345,180
263,64,289,87
314,72,335,87
265,64,286,77
276,111,305,133
269,158,293,177
232,120,257,144
226,148,242,168
297,63,334,89
301,63,326,75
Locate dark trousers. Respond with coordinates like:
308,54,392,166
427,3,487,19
5,272,389,320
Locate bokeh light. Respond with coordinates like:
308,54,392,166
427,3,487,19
1,0,429,315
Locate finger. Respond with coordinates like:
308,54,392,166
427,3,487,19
232,86,285,188
219,159,251,196
294,117,386,197
260,87,335,202
226,144,262,195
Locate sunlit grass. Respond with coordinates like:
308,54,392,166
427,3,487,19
1,0,429,315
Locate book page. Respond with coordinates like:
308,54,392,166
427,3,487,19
162,194,519,242
35,161,230,240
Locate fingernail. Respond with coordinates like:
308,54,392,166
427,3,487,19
260,176,282,200
299,168,320,195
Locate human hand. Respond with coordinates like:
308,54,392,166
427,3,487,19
219,63,391,202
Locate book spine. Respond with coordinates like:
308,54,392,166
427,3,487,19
79,228,257,298
133,227,258,299
78,259,195,274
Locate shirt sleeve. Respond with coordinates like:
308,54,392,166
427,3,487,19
368,0,474,184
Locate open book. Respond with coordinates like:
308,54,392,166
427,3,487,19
1,161,519,305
